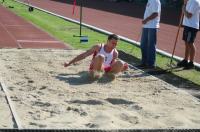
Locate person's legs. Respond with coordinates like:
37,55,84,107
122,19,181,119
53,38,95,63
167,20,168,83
183,43,195,69
177,42,189,67
89,54,104,78
189,43,196,62
105,60,127,80
184,42,190,61
188,27,197,63
179,26,197,68
182,43,195,69
178,26,198,68
91,54,104,71
177,26,190,67
140,28,148,66
147,28,157,67
109,60,125,74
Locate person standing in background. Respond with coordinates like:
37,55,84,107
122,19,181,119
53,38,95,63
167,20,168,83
138,0,161,69
177,0,200,69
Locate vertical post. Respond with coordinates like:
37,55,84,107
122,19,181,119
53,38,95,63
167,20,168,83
80,0,83,37
169,11,184,67
73,0,88,43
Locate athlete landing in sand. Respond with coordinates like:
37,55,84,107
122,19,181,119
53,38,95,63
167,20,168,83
64,34,128,79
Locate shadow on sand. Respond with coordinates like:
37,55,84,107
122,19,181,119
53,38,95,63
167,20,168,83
56,51,200,99
118,50,200,100
56,71,116,85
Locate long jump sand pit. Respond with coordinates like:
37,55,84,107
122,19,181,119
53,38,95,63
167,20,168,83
0,49,200,129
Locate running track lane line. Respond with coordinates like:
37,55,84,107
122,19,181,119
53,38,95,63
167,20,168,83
0,19,22,49
17,40,60,43
0,79,22,129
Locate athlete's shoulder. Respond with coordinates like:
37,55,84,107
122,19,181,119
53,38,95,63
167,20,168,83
92,44,103,52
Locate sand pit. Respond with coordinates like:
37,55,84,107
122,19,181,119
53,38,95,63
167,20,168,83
0,49,200,129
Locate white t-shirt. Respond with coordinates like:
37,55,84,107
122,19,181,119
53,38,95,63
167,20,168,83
183,0,200,29
143,0,161,28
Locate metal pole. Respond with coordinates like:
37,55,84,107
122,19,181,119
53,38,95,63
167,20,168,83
79,0,83,37
169,11,184,67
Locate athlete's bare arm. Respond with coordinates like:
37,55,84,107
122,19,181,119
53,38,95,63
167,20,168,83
64,45,101,67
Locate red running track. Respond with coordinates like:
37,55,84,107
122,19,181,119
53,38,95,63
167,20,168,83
0,5,70,49
21,0,200,64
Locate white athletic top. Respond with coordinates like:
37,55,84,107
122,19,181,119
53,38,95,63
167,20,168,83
143,0,161,28
96,44,115,67
183,0,200,29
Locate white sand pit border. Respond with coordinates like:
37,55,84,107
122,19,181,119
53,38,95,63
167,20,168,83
0,49,200,129
0,83,15,128
0,79,22,129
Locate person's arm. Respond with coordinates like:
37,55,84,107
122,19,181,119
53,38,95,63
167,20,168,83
64,45,100,67
143,1,160,25
182,1,193,19
142,12,158,24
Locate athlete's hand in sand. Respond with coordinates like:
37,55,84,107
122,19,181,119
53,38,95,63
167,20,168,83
64,62,70,67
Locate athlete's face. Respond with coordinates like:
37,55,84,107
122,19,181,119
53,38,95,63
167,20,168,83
108,39,118,49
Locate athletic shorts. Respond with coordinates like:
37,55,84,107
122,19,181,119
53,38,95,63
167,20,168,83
182,26,198,44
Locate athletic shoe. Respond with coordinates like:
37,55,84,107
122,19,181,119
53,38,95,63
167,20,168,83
177,59,188,67
184,61,194,69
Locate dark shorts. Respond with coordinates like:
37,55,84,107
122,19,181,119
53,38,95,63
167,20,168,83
182,26,198,44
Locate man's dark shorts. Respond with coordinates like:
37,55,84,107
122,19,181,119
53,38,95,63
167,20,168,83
183,26,198,44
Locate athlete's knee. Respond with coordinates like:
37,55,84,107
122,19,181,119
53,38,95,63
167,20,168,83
110,61,124,74
113,60,128,71
95,54,105,62
114,60,124,68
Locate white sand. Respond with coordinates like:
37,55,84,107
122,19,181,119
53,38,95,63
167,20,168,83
0,49,200,129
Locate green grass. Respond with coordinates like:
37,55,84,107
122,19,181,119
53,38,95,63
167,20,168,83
3,0,200,86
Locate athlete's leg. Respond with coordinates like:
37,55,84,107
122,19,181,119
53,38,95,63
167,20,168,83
89,54,105,79
109,60,127,74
